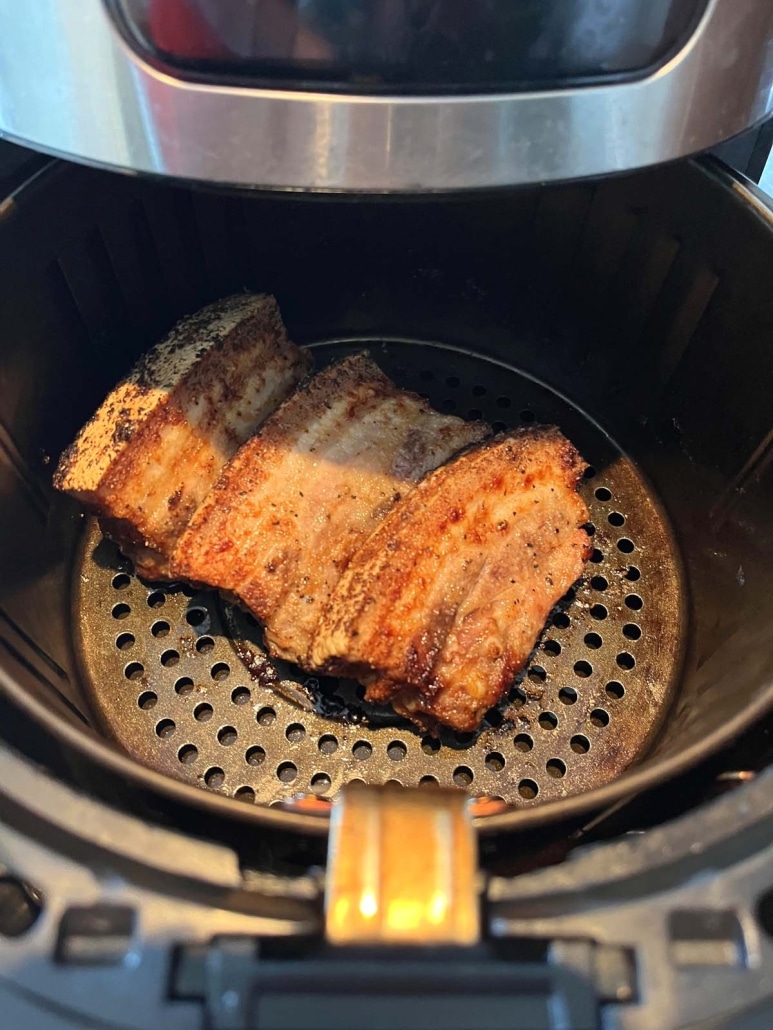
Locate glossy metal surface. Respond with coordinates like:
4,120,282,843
0,0,771,190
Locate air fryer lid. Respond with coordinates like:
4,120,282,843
0,155,772,839
1,0,772,189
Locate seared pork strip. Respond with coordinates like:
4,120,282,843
54,294,310,579
172,352,489,667
311,427,591,732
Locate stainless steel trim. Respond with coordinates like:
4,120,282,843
761,148,773,197
0,1,771,191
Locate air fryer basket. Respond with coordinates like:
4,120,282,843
0,155,771,837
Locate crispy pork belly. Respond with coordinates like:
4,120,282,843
311,427,591,732
172,352,489,666
54,294,310,579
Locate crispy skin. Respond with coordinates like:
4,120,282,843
311,428,591,732
173,353,489,667
54,294,310,579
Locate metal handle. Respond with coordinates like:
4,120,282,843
325,782,480,946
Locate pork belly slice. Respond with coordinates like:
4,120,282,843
54,294,311,579
311,427,591,733
172,352,489,667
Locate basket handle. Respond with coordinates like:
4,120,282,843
325,782,480,946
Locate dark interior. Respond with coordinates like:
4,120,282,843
1,155,772,849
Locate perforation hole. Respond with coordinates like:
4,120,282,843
155,719,175,739
160,649,179,667
590,604,608,621
185,608,207,628
112,573,131,590
195,636,214,654
286,723,305,743
147,591,165,609
151,620,170,638
353,741,372,761
543,639,561,656
318,734,338,755
277,762,297,783
421,736,440,755
485,752,505,772
594,487,612,502
311,773,331,794
124,662,144,681
194,703,213,722
420,776,439,787
235,786,255,803
570,735,590,754
257,707,276,726
246,746,265,767
625,594,644,611
137,691,157,710
205,767,225,789
178,744,198,764
583,466,597,480
583,633,602,650
625,566,641,582
608,512,625,527
590,548,604,564
623,623,642,641
468,408,483,420
558,687,577,705
388,741,407,762
546,758,566,779
453,766,473,787
175,677,194,696
616,652,636,670
591,708,610,728
617,538,635,554
518,779,539,800
573,661,592,678
453,732,476,748
528,665,547,683
520,409,535,423
605,681,625,700
591,576,608,591
116,632,135,651
218,726,237,746
514,734,533,752
231,687,251,705
485,708,504,728
538,711,558,730
552,612,571,629
112,603,131,620
492,420,507,433
472,384,486,397
211,662,230,681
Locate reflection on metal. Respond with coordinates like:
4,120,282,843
325,783,480,945
0,0,771,189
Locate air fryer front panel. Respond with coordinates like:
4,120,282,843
0,0,772,190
